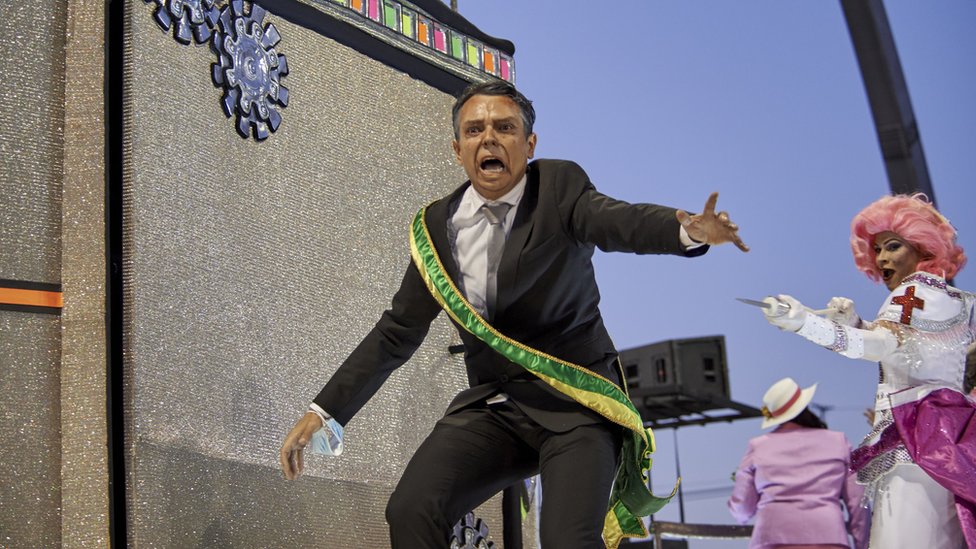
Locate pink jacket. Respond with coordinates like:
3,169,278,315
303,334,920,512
728,424,870,549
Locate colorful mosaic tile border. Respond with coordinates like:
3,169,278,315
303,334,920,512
329,0,515,82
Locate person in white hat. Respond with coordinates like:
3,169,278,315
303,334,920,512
728,377,869,549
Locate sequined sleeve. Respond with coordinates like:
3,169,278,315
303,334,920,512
797,313,899,361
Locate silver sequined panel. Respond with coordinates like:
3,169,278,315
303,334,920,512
123,4,501,547
0,312,62,548
0,2,65,282
0,0,67,547
60,0,112,542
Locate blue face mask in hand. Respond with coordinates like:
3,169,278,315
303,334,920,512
309,419,344,456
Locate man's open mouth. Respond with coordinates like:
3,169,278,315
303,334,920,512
480,158,505,172
881,268,894,281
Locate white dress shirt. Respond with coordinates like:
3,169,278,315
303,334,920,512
449,176,526,316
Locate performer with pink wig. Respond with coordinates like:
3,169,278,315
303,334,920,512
757,194,975,549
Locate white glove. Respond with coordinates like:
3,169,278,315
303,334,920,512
763,294,807,332
825,296,862,328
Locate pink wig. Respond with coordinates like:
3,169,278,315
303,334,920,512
851,193,966,282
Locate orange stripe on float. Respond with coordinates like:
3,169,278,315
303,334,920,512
0,287,63,308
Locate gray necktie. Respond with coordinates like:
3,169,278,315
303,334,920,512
481,203,511,319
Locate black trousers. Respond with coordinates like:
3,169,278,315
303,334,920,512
385,400,622,548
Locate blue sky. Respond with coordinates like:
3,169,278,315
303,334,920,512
456,2,975,545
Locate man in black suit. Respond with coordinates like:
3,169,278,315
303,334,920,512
280,80,747,548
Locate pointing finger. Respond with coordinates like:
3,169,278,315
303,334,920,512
702,192,719,216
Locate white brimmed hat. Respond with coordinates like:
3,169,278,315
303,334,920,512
760,377,817,429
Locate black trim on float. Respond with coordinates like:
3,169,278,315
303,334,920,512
0,279,63,292
0,303,61,315
106,0,128,545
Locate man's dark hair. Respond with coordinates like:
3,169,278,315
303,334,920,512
790,408,828,429
452,80,536,139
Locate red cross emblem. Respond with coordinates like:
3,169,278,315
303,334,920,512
891,286,924,324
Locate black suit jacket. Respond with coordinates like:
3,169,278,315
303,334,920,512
314,159,707,431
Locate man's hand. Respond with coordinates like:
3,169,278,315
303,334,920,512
675,192,749,252
280,411,324,480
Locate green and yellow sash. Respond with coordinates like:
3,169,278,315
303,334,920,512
409,206,677,547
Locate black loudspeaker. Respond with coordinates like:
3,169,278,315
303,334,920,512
618,336,730,423
619,335,729,396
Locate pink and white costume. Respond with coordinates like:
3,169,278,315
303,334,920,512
795,272,976,549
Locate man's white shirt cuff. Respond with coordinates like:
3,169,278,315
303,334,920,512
679,226,706,249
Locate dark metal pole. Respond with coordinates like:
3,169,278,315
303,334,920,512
673,429,685,523
106,0,129,546
839,0,936,203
